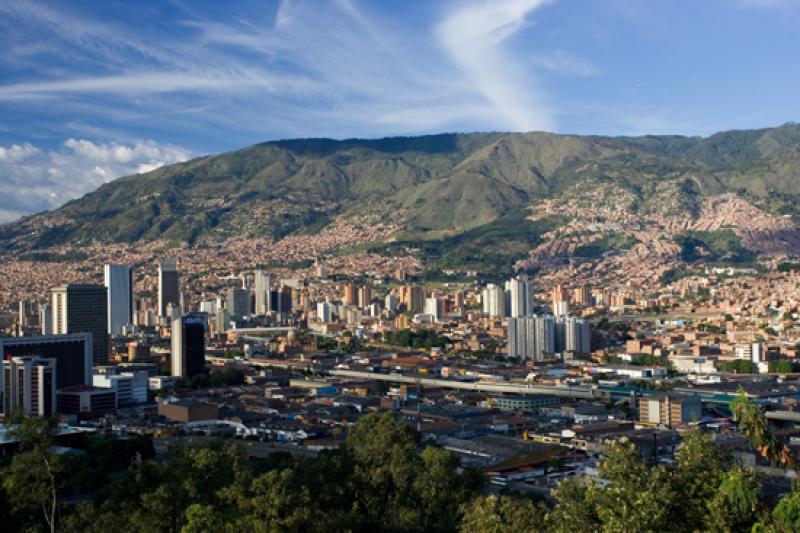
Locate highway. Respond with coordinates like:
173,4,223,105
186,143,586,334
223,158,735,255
326,369,595,399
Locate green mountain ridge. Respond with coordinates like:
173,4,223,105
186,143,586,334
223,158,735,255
3,124,800,266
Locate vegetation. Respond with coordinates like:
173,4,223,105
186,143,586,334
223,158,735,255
674,229,757,265
573,233,639,259
717,359,758,373
6,393,800,532
768,359,797,373
384,329,449,350
7,125,800,275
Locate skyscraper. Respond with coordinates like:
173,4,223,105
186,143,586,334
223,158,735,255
254,270,272,315
506,274,533,318
227,288,251,319
171,313,206,378
482,284,506,318
52,284,109,365
507,315,555,361
343,283,358,306
562,316,591,354
358,285,373,308
551,284,569,315
158,261,179,317
104,264,133,336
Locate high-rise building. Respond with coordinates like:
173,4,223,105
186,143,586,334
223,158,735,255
507,315,555,361
158,261,179,317
171,313,206,378
561,316,591,354
398,285,425,314
385,293,399,313
0,334,92,389
358,286,373,308
40,304,52,335
482,284,506,318
227,288,251,319
104,264,133,336
551,284,569,314
254,270,272,315
343,283,358,306
573,286,592,306
1,355,56,418
424,297,444,322
506,274,533,318
52,284,109,365
316,301,332,323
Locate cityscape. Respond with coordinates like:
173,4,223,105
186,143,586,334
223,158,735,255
2,0,800,532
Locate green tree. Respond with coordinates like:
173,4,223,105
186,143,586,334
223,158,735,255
459,494,544,533
705,467,761,533
2,416,62,533
768,359,795,374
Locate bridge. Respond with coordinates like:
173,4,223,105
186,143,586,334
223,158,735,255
326,369,595,399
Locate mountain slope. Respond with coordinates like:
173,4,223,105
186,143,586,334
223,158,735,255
3,124,800,275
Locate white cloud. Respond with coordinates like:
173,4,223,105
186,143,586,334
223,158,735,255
436,0,554,132
0,0,569,139
0,139,191,223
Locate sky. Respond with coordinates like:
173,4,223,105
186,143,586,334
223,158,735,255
0,0,799,222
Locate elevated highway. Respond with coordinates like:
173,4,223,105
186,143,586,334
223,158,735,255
326,369,595,399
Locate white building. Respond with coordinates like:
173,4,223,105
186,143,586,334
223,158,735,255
482,284,506,318
104,264,133,336
316,301,332,323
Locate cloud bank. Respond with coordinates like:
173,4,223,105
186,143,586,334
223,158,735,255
0,139,191,223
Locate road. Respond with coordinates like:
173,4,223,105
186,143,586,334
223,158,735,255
326,369,595,399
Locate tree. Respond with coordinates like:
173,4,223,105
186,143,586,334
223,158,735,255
731,389,797,469
345,412,422,530
768,359,795,374
460,494,544,533
2,416,62,533
705,468,761,533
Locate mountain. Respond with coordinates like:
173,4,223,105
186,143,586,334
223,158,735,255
4,123,800,276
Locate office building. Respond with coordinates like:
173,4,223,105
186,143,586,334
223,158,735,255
0,333,92,389
104,264,133,336
227,288,251,319
1,356,56,418
52,284,109,365
506,274,533,318
482,284,506,318
254,270,272,315
56,386,117,419
158,261,180,317
93,371,148,405
171,313,206,378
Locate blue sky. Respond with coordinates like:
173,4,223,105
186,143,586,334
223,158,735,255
0,0,799,222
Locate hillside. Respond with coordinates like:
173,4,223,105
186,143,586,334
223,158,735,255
3,123,800,275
